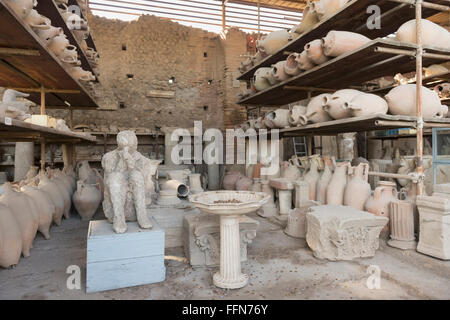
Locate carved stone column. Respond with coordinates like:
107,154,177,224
278,190,292,217
213,215,248,289
188,173,203,194
388,200,417,250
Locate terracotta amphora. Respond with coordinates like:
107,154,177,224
296,50,315,71
36,26,63,46
281,161,301,180
223,171,242,190
323,89,361,120
284,53,302,76
0,203,22,268
290,2,319,35
266,109,291,128
23,9,51,30
302,93,333,124
47,35,70,57
305,39,329,65
312,0,349,20
303,158,321,201
365,181,398,222
344,163,371,210
0,183,38,258
322,31,371,57
316,162,333,204
38,173,65,226
344,93,388,117
396,19,450,49
272,61,291,82
21,185,54,240
326,162,349,205
253,67,273,91
5,0,37,19
289,105,307,126
256,30,291,55
73,181,101,221
385,84,444,118
235,175,253,191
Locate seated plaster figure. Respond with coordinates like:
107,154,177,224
102,130,153,233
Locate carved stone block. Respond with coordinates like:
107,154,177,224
306,205,388,261
416,195,450,260
183,213,259,267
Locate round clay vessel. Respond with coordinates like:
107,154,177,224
344,93,388,117
311,0,348,20
303,158,320,201
281,161,301,180
326,162,349,205
271,61,291,82
0,183,38,257
266,109,291,128
73,181,101,221
235,175,253,191
253,67,272,92
289,105,307,126
385,84,444,118
316,162,333,204
21,185,54,240
305,39,329,65
6,0,36,19
303,93,333,124
365,181,398,231
344,163,371,210
291,3,319,35
284,53,302,76
396,19,450,49
223,171,242,190
322,30,371,57
296,50,315,71
38,174,65,226
256,30,291,55
50,175,72,219
0,203,22,268
323,89,361,120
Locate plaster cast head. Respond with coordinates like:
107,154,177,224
117,130,138,151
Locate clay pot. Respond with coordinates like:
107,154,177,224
323,89,361,120
316,162,333,204
344,163,371,210
291,2,319,35
281,161,301,180
23,9,51,30
256,30,291,56
303,159,320,201
235,176,253,191
38,174,65,226
223,171,242,190
272,61,291,82
289,105,307,126
73,181,102,221
396,19,450,49
344,93,388,117
312,0,349,20
51,175,71,219
69,66,96,82
326,162,349,205
424,64,448,77
266,109,291,128
365,181,398,228
5,0,37,19
20,185,54,240
47,35,71,57
0,183,38,258
253,67,273,92
254,117,267,130
77,160,97,184
322,31,371,57
284,53,302,76
303,93,333,124
305,39,329,65
0,203,22,268
36,26,64,46
296,50,315,71
385,84,444,118
435,83,450,98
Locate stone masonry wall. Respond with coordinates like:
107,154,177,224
47,14,249,131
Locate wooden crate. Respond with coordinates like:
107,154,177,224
86,218,165,293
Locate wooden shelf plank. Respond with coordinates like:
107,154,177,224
238,39,450,106
275,114,450,137
0,1,98,108
0,116,96,142
237,0,449,81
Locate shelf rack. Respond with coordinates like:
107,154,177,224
237,0,449,81
237,0,450,197
0,0,101,172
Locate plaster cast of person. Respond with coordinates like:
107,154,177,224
102,130,153,233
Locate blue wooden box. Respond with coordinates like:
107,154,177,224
86,218,165,293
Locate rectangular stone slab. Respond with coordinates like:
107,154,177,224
306,205,388,261
86,218,165,293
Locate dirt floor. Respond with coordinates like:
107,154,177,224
0,207,449,300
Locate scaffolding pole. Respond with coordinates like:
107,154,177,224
415,0,424,196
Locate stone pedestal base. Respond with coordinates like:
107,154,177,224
306,205,388,261
416,195,450,260
285,200,319,239
183,213,259,267
156,190,181,206
388,238,417,250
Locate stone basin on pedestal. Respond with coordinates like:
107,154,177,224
189,191,269,289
